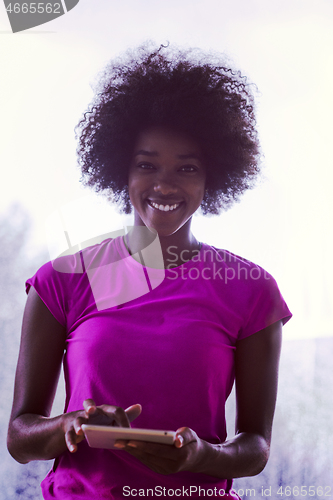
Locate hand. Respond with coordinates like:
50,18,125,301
62,399,142,453
114,426,211,475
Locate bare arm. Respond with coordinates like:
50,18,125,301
118,320,283,478
193,318,283,478
7,287,141,464
7,286,68,463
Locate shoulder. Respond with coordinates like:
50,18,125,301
27,236,119,285
199,244,292,337
25,238,120,324
199,243,274,286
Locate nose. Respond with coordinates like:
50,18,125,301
153,171,178,196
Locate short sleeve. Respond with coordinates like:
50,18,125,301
26,260,68,327
238,271,292,340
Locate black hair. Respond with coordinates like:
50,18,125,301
76,42,261,215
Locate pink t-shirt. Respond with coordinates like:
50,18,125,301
26,237,291,499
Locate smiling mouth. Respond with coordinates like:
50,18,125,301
148,200,182,212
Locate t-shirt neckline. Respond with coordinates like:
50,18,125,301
114,235,207,276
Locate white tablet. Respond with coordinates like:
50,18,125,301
82,425,176,449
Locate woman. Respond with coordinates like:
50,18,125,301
8,44,291,499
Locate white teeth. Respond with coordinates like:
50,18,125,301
150,201,180,212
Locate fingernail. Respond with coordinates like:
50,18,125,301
127,442,137,448
114,443,125,449
176,435,184,447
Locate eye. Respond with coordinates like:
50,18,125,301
179,165,198,172
137,162,155,170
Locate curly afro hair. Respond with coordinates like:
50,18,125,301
76,42,261,215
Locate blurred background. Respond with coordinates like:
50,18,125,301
0,0,332,497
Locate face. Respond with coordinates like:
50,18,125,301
128,127,206,238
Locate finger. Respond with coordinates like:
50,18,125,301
72,416,86,436
106,406,131,428
174,427,197,448
124,441,177,460
175,434,184,448
125,404,142,423
65,427,81,453
83,399,97,417
122,441,181,473
113,439,127,449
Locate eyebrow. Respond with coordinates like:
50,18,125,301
135,150,158,157
135,150,202,160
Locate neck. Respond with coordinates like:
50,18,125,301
159,232,201,269
124,221,201,269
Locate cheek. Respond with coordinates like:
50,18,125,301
192,180,206,204
128,176,148,214
127,175,139,203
